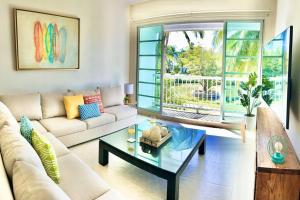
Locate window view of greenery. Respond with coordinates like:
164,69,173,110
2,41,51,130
137,23,263,121
163,22,262,119
223,22,261,119
163,30,223,114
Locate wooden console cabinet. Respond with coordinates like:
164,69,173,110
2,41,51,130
255,107,300,200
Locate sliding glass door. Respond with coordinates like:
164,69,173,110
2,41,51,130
137,25,163,112
222,21,262,121
136,21,262,122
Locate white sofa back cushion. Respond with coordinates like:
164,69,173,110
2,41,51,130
69,89,98,96
101,86,123,108
0,101,19,130
0,154,14,200
41,92,66,119
13,161,71,200
0,93,42,121
0,126,45,178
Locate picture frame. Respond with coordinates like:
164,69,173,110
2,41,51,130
14,8,80,70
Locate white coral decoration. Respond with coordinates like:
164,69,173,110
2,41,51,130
161,127,168,137
142,125,168,142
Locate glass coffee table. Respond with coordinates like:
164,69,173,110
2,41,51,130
98,120,206,200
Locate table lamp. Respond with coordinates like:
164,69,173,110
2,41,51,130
124,83,134,104
267,135,288,164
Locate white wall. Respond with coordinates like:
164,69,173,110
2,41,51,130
275,0,300,157
130,0,277,41
0,0,129,93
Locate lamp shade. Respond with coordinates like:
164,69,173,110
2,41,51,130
124,83,134,95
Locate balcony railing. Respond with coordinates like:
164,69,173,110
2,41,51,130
163,74,283,115
163,74,222,114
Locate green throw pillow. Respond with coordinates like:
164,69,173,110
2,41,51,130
20,116,33,144
32,130,60,183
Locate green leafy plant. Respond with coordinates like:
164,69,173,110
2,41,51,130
262,75,274,106
239,73,262,117
124,96,129,103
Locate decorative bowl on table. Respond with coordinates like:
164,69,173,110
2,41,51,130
140,125,171,148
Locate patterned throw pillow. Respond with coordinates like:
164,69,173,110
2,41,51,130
83,93,104,113
63,95,84,119
20,116,33,144
78,103,100,120
31,130,60,184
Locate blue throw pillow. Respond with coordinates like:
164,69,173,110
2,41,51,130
78,103,100,120
20,116,33,144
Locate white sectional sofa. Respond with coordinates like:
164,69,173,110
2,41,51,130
0,86,137,200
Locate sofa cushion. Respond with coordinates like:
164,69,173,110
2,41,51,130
40,117,87,137
30,120,48,134
84,94,104,113
84,113,115,129
79,103,101,120
0,101,19,130
71,89,98,96
0,126,45,178
41,92,66,118
13,161,71,200
57,153,110,200
32,130,60,183
0,93,42,121
63,95,84,119
101,86,123,107
0,154,14,200
104,105,137,121
20,116,33,144
41,132,70,157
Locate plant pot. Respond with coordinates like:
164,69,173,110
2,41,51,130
245,115,256,131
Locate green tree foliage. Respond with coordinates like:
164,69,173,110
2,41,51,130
262,75,274,106
178,46,222,76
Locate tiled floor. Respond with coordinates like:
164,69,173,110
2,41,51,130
70,124,256,200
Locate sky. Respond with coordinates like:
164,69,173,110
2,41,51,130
167,30,216,51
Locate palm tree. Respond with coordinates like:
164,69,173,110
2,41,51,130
182,31,204,49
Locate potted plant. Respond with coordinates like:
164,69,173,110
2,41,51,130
239,73,262,131
124,96,129,104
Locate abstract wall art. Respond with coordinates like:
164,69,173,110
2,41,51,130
14,9,80,70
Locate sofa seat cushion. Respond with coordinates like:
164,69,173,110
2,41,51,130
0,126,45,178
41,92,66,119
104,105,137,121
41,132,70,157
0,93,42,121
57,154,110,200
13,161,71,200
0,101,19,130
40,117,87,137
31,120,48,134
84,113,115,129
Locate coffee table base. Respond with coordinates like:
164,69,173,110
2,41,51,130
99,135,206,200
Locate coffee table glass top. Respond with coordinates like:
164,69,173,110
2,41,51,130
100,120,205,173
